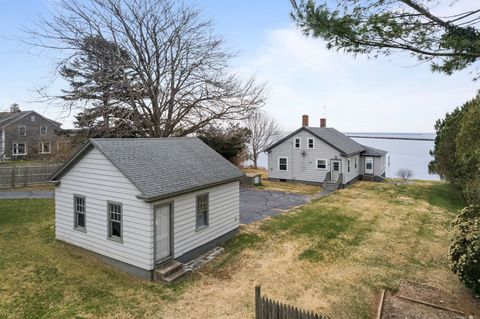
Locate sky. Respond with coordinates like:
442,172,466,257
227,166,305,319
0,0,478,132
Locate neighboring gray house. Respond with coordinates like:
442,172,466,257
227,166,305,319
265,115,387,190
0,105,67,160
49,137,243,281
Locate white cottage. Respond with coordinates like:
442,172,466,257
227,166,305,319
265,115,387,190
50,137,243,281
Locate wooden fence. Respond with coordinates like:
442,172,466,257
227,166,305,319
255,286,329,319
0,164,61,188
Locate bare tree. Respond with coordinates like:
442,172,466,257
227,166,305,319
396,168,414,183
246,110,280,168
27,0,266,137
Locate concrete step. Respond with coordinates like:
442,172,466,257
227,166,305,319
154,260,184,281
163,268,191,284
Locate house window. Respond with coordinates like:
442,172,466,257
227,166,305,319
108,202,123,242
308,138,314,149
348,159,351,173
279,157,288,171
355,157,357,169
18,125,26,136
12,143,26,155
39,142,51,154
31,115,36,122
74,195,86,231
294,138,301,148
316,159,327,170
40,126,47,136
196,194,209,230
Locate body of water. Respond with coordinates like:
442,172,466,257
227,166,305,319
256,132,439,181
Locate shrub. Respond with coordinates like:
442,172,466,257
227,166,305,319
448,205,480,294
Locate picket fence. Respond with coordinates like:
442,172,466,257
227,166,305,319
0,164,61,188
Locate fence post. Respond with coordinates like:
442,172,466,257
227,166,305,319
255,285,261,319
11,167,15,188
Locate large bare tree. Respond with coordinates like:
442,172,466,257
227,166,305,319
28,0,266,137
246,110,280,168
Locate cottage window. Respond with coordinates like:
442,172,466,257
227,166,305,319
308,138,314,149
278,157,288,171
31,115,36,122
74,195,86,231
40,126,47,136
39,142,51,154
196,194,209,230
294,138,301,148
12,143,26,155
348,159,351,173
18,125,26,136
316,159,327,170
108,203,123,242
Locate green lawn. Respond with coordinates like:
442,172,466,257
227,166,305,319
0,199,185,319
0,180,473,319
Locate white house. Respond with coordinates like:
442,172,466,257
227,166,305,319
49,137,243,281
265,115,387,190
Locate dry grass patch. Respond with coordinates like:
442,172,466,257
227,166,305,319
1,181,474,319
241,168,322,195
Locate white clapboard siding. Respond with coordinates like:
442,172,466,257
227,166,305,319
151,181,239,259
343,154,360,184
55,148,153,270
268,130,345,183
374,155,386,176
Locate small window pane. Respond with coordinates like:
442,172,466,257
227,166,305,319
111,221,121,237
317,160,326,169
77,213,85,228
40,126,47,136
333,162,340,170
196,195,209,229
308,139,314,148
294,138,300,148
74,196,86,230
279,158,287,171
108,203,122,239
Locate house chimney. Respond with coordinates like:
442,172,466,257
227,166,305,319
10,103,20,113
320,118,326,128
302,114,309,127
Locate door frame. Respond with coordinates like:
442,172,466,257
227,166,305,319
330,159,342,181
364,156,374,175
153,202,174,265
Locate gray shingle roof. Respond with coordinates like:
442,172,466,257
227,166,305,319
265,126,366,155
51,137,244,202
360,144,387,157
306,127,365,155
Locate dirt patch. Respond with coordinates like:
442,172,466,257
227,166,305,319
381,281,478,319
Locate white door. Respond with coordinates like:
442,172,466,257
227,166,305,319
365,157,374,175
331,160,341,181
155,205,171,263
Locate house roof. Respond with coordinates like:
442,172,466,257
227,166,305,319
50,137,244,202
360,144,387,157
264,126,366,156
0,111,62,128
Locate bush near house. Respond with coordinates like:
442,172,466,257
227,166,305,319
448,205,480,294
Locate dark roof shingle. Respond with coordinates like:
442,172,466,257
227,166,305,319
52,137,244,201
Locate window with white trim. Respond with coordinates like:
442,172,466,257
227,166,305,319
294,138,301,148
196,194,209,230
39,142,51,154
74,195,86,231
348,159,351,173
40,125,47,136
279,157,288,171
12,143,26,155
18,125,26,136
108,203,123,242
308,138,314,149
30,115,36,122
316,159,327,170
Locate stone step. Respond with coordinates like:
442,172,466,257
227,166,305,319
163,268,191,284
154,260,184,280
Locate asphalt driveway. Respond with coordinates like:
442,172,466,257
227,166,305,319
240,187,311,224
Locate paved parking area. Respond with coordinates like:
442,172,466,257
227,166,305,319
240,187,312,224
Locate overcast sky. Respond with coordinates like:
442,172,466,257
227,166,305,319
0,0,478,132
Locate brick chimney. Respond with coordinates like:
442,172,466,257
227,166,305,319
320,118,326,128
302,114,309,127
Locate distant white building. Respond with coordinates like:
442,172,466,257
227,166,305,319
265,115,387,191
50,137,243,281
